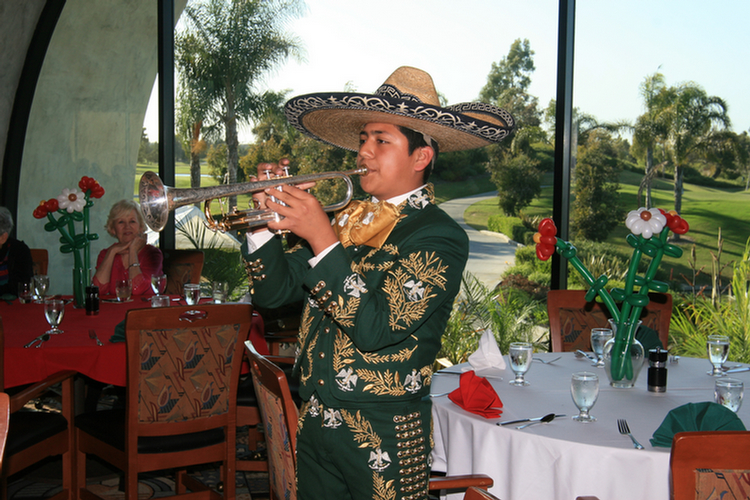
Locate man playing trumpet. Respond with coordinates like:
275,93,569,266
243,66,513,500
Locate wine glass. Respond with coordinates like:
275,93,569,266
33,274,49,303
508,342,533,386
590,328,613,368
115,279,132,302
707,335,730,376
44,298,65,335
571,372,599,422
150,273,167,296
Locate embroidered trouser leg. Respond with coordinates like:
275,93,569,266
297,395,432,500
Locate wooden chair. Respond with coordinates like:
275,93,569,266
0,393,9,472
244,341,494,500
0,317,77,499
162,249,204,295
29,248,48,275
670,431,750,500
75,304,253,500
464,486,501,500
547,290,672,352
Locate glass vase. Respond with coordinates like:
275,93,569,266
73,267,90,309
603,320,645,388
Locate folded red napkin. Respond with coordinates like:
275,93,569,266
448,371,503,418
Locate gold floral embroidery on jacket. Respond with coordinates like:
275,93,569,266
358,369,406,396
390,344,418,363
330,295,359,328
383,251,448,330
373,473,396,500
333,331,355,372
421,365,433,387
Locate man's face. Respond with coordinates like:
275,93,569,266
357,122,425,200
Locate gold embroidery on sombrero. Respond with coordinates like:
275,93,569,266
358,369,406,396
384,251,448,330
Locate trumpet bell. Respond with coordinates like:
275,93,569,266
139,171,170,232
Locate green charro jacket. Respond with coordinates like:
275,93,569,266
242,186,469,407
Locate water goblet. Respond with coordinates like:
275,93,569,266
508,342,533,386
44,298,65,335
150,273,167,296
706,334,730,376
590,328,614,368
571,371,599,422
33,274,49,303
715,377,744,412
184,283,201,306
115,279,132,302
17,281,34,304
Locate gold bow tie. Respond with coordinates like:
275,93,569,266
334,200,403,249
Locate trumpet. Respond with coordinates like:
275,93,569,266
138,167,367,233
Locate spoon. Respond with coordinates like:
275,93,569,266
575,350,597,362
516,413,556,429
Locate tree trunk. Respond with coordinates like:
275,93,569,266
190,122,202,207
225,95,240,211
645,147,653,208
673,164,684,241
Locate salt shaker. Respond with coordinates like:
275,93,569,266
85,285,100,316
647,347,668,392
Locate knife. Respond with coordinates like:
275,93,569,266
725,366,750,373
89,329,104,346
497,414,566,426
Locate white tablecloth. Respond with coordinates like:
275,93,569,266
430,353,750,500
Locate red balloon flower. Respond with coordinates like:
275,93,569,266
534,218,558,261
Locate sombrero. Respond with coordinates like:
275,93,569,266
284,66,515,153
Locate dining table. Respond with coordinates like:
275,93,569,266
430,351,750,500
1,296,265,389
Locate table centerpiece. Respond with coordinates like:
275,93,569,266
534,207,689,386
33,176,105,308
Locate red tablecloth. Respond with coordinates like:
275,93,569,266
1,297,265,388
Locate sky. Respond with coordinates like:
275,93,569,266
144,0,750,144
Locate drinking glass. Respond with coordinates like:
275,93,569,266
715,377,744,412
508,342,533,386
33,274,49,303
707,335,730,376
184,283,201,305
17,281,33,304
151,294,171,308
115,279,132,302
150,273,167,296
590,328,613,368
212,281,228,304
571,371,599,422
44,298,65,335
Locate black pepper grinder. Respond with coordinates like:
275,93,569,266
648,347,668,392
85,285,100,316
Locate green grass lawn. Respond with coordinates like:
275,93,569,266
464,170,750,287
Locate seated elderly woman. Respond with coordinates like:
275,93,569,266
93,200,162,296
0,206,34,297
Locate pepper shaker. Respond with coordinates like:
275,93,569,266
648,347,668,392
85,285,100,316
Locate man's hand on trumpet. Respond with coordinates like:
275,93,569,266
251,159,339,256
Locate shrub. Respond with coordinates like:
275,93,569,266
487,215,531,243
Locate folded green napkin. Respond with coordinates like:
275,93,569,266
635,324,663,352
1,293,17,302
650,401,746,447
109,319,126,343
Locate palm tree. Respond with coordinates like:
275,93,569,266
661,83,730,224
175,0,303,208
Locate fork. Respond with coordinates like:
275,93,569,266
534,356,562,365
617,419,644,449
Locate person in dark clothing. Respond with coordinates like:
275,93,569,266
0,206,34,298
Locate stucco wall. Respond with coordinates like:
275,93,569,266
0,0,46,176
12,0,185,294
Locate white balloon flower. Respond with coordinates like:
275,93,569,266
624,207,666,239
57,187,86,213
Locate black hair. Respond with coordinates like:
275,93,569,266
397,126,439,182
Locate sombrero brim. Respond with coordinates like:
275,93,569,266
285,92,515,153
